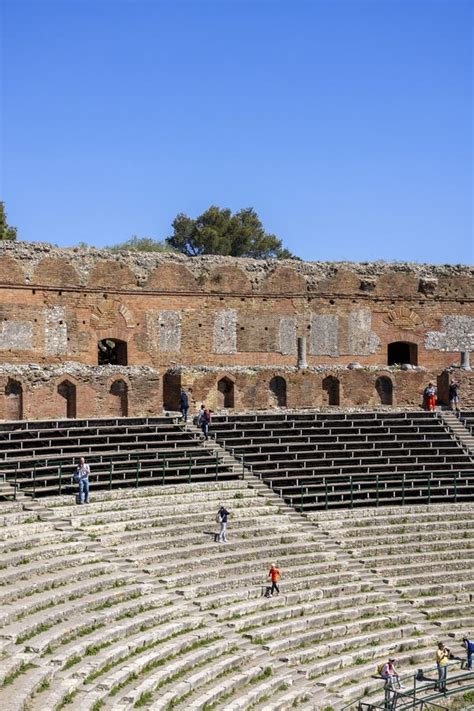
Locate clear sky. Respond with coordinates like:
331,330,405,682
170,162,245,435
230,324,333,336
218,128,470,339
0,0,472,263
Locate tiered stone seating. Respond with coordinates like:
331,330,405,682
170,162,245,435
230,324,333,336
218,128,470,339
308,502,474,705
0,417,235,496
211,411,474,510
1,479,442,711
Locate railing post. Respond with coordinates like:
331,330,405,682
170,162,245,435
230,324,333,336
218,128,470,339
428,475,431,505
402,472,405,506
162,455,166,486
109,457,113,490
135,457,140,488
215,451,219,481
188,455,192,484
14,461,18,501
350,475,353,509
376,475,379,507
454,472,458,503
300,484,304,513
33,463,36,499
242,453,245,479
59,462,62,496
324,478,328,510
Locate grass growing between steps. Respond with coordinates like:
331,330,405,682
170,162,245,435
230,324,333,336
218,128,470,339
201,666,273,711
83,624,206,686
0,661,35,687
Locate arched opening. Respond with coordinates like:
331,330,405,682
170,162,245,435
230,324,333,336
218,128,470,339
98,338,128,366
217,377,235,409
322,376,340,406
163,370,181,411
387,341,418,366
109,379,128,417
57,380,77,418
269,376,287,407
375,376,393,405
5,379,23,420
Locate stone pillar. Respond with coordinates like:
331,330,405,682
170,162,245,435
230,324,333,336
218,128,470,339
297,337,307,369
461,351,471,370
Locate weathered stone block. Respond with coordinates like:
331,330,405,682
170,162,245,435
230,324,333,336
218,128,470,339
214,310,237,354
310,315,338,356
0,321,33,350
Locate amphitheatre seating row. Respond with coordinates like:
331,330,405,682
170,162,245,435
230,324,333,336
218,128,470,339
460,409,474,436
1,480,461,711
0,417,236,496
308,503,474,706
211,411,474,510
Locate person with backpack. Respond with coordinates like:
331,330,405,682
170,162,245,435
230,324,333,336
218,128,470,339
201,406,212,441
179,389,189,423
462,637,474,671
265,564,281,597
423,383,437,411
377,658,405,689
216,505,229,543
449,381,460,413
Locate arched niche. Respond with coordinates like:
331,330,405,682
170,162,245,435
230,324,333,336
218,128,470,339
0,256,26,285
145,264,198,291
260,267,307,294
5,378,23,420
163,370,181,411
387,341,418,366
109,379,128,417
269,376,287,407
375,376,393,405
88,261,137,289
98,338,128,365
322,376,340,406
58,380,77,418
205,266,251,293
32,258,80,287
217,377,235,409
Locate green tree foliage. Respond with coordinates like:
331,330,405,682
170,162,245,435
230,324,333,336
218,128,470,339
0,202,17,241
166,206,295,259
105,236,177,253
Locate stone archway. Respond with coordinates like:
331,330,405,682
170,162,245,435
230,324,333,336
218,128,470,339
387,341,418,366
58,380,77,418
269,376,287,407
163,370,181,411
5,379,23,420
322,376,340,406
98,338,128,366
109,379,128,417
217,377,235,409
375,376,393,405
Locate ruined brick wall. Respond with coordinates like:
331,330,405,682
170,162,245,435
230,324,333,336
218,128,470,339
0,241,472,418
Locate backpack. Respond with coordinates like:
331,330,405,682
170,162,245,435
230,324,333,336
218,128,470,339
376,662,385,676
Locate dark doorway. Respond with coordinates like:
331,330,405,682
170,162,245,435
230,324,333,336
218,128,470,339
387,341,418,366
322,376,340,406
98,339,128,366
109,379,128,417
375,376,393,405
5,379,23,420
163,370,181,411
58,380,77,418
269,376,287,407
217,378,235,409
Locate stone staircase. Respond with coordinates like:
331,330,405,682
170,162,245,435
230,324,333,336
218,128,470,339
439,410,474,456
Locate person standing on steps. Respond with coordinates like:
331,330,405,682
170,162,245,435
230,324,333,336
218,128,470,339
265,564,281,597
201,406,212,441
462,637,474,671
179,388,189,424
74,457,90,504
424,383,437,412
449,381,460,413
435,641,450,692
216,505,229,543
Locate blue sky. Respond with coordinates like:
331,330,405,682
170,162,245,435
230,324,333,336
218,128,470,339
1,0,472,263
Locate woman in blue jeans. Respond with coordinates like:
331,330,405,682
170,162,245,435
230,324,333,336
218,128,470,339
75,457,90,504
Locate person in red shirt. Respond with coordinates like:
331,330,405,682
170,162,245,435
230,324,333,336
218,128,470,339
265,564,281,597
